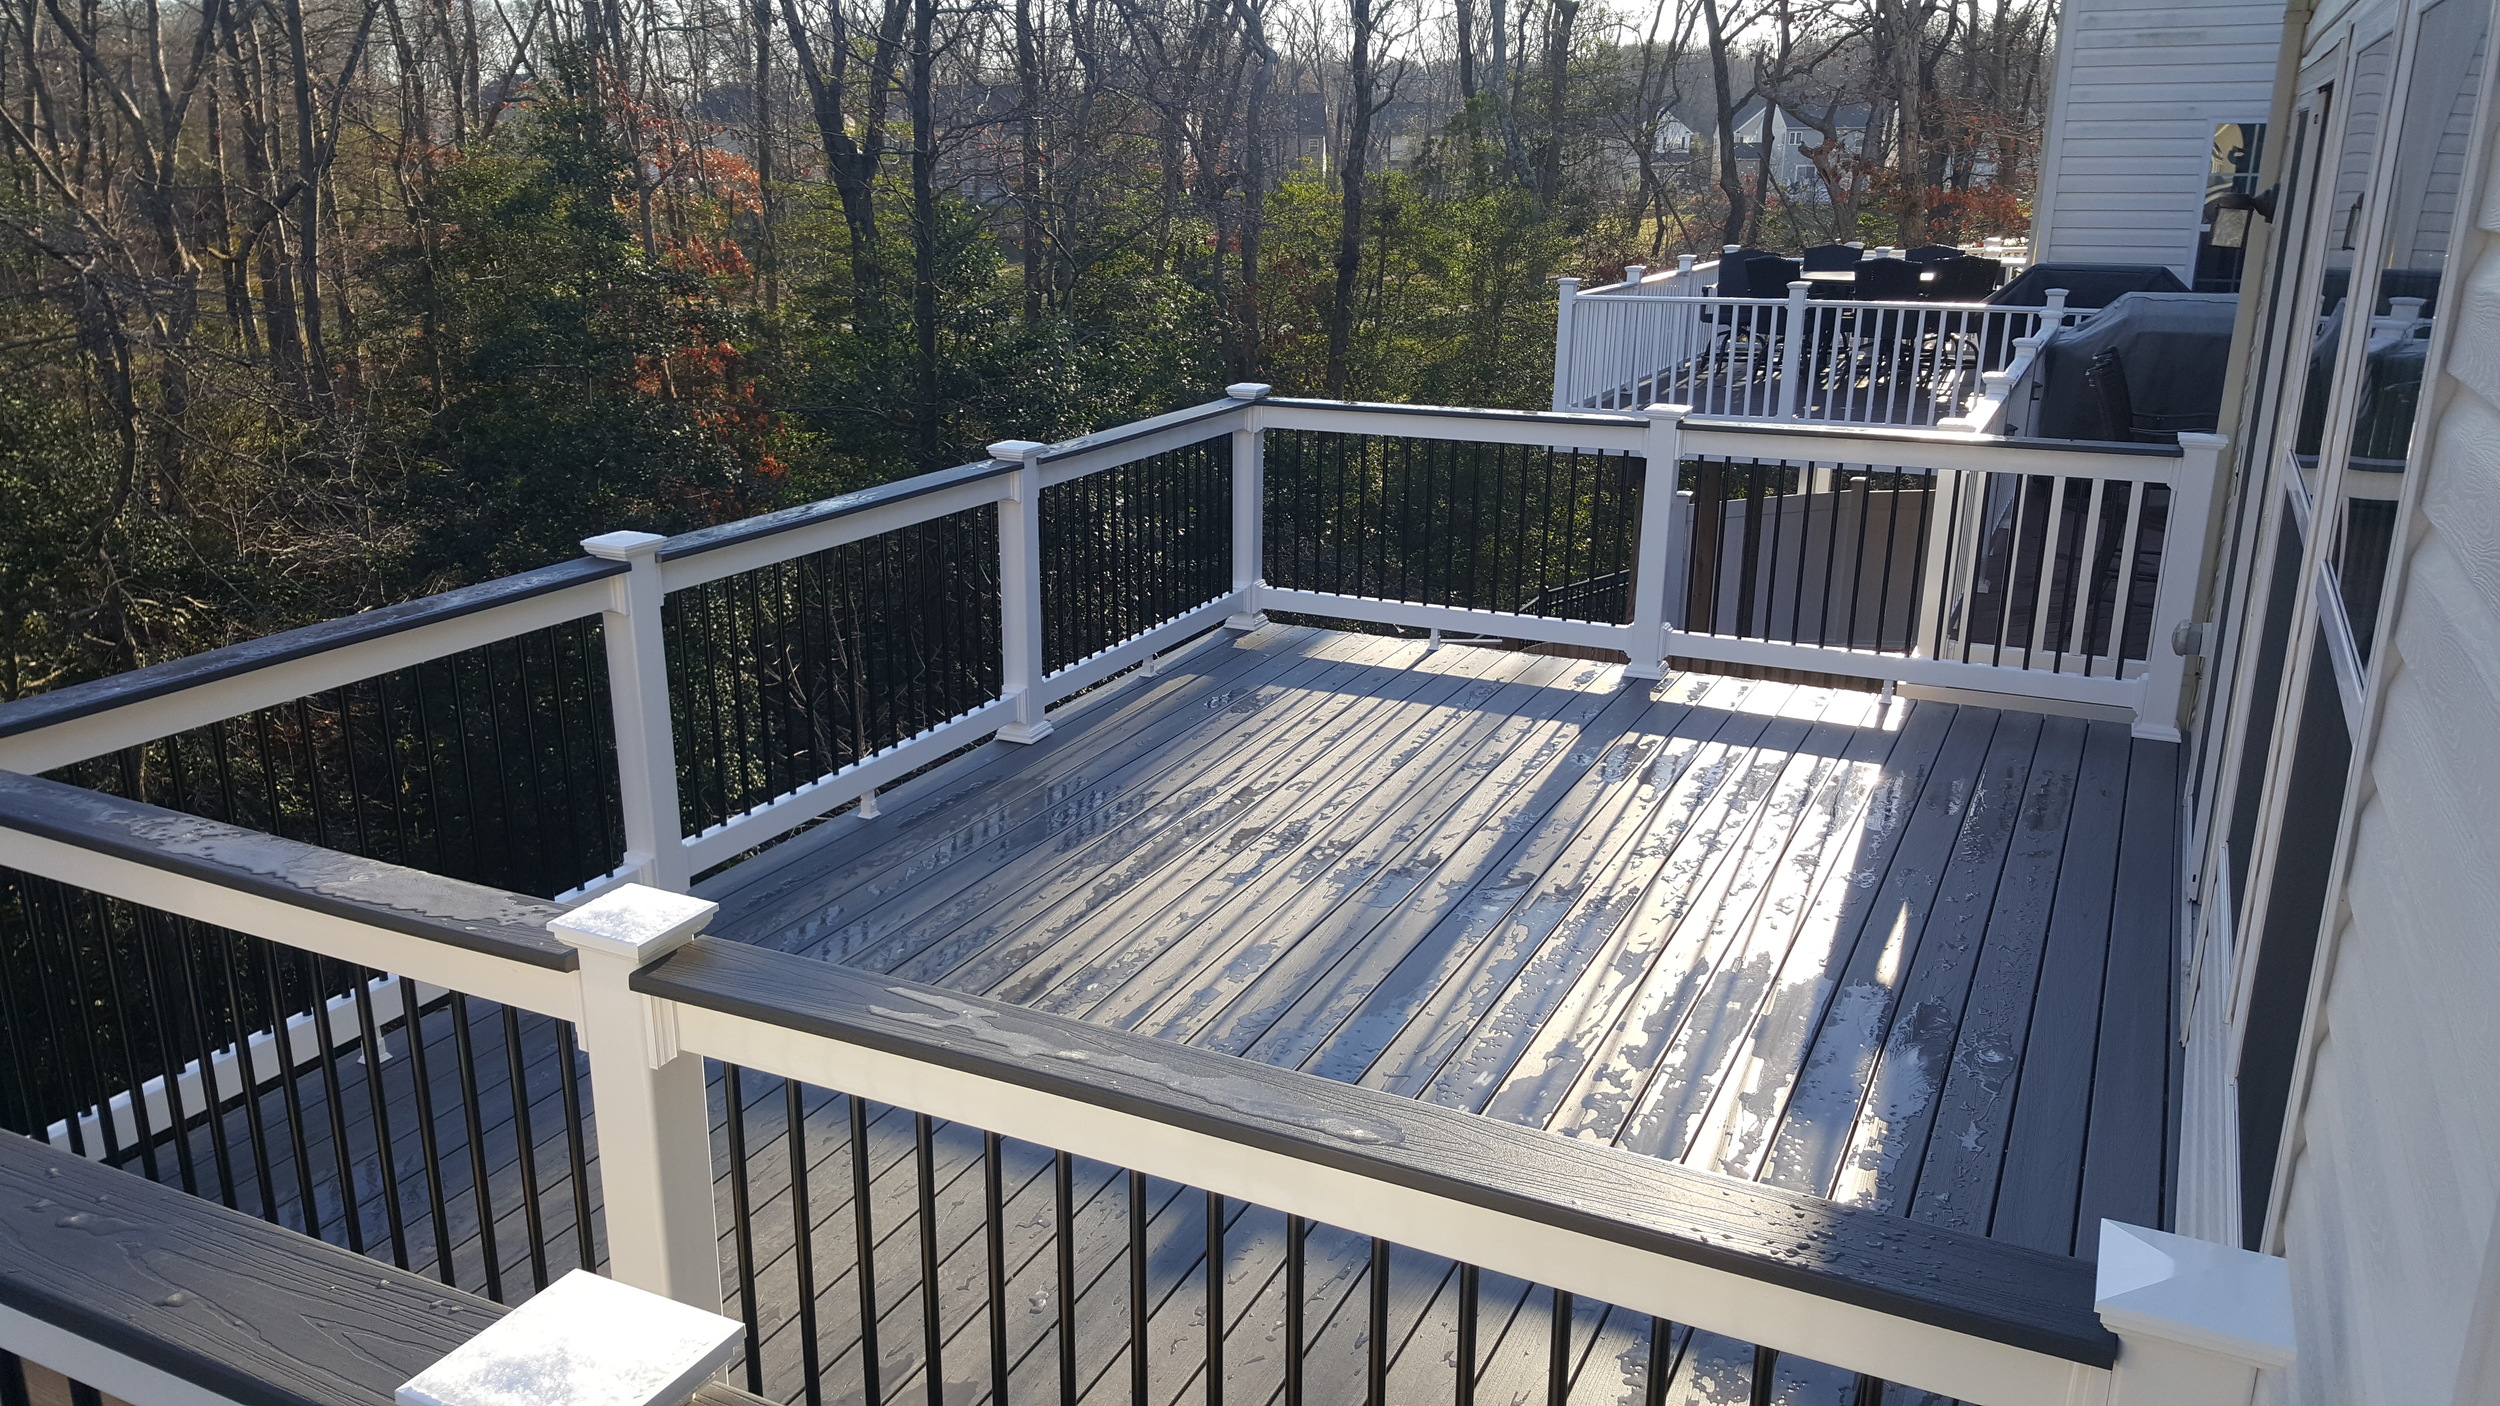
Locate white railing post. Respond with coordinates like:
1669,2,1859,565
1225,383,1272,630
1776,281,1811,419
2095,1221,2294,1406
2133,432,2227,742
1628,404,1692,680
1623,264,1646,290
1553,276,1581,409
1674,253,1696,294
547,884,724,1310
2045,287,2071,329
989,438,1055,744
582,532,689,893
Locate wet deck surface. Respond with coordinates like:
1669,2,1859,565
705,623,2180,1256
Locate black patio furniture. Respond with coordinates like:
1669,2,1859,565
1988,262,2185,309
1903,244,1964,263
1801,243,1865,273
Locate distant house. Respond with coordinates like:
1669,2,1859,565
1656,99,1877,197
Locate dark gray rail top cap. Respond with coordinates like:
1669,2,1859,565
636,936,2118,1368
0,771,577,970
0,557,624,743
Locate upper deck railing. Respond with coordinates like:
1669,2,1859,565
1553,251,2080,430
0,392,2280,1406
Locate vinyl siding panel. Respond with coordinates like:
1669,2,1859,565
2033,0,2283,275
2268,89,2500,1406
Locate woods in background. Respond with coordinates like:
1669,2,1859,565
0,0,2052,693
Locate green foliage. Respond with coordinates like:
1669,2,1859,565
399,50,778,578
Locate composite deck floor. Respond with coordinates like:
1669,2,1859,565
66,622,2180,1406
708,622,2180,1254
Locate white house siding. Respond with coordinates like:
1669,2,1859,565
2267,90,2500,1406
2032,0,2286,275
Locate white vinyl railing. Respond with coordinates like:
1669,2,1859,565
1555,250,2082,429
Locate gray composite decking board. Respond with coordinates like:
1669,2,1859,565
1982,723,2135,1257
1901,716,2094,1235
874,642,1522,1005
1749,706,2013,1199
1341,676,1789,1096
0,1129,495,1406
1053,652,1595,1032
1816,710,2056,1214
788,633,1437,977
1674,702,1967,1187
1096,656,1606,1044
1242,674,1723,1083
705,625,1374,956
2072,739,2179,1245
700,625,1341,942
1497,686,1894,1144
1177,659,1647,1061
950,647,1561,1020
1595,693,1932,1165
720,632,1403,966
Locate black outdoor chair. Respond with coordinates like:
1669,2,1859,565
1903,244,1963,264
1853,260,1925,301
1801,244,1864,273
1744,255,1805,296
1927,255,2005,302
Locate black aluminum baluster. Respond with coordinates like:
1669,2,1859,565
1054,1150,1077,1406
398,984,458,1285
501,1006,549,1289
349,967,410,1269
557,1024,597,1271
1282,1216,1305,1406
215,936,281,1223
791,1079,825,1406
1205,1191,1223,1406
1,1349,31,1406
1850,1373,1887,1406
448,993,504,1300
66,1379,101,1406
723,1067,765,1393
1128,1169,1148,1406
297,950,366,1254
987,1133,1011,1406
53,889,124,1167
1644,1317,1673,1406
0,883,45,1142
1549,1289,1573,1406
1749,1345,1778,1406
916,1114,944,1406
1366,1240,1388,1406
1456,1264,1478,1406
23,882,90,1159
253,940,323,1237
94,890,169,1186
850,1094,882,1406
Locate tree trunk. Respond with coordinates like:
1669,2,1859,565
1536,0,1577,206
908,0,940,465
1325,0,1379,397
1015,0,1045,318
1234,0,1275,377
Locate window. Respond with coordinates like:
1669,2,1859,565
2326,0,2490,661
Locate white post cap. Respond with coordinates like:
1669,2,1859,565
398,1270,741,1406
1225,383,1273,400
2095,1221,2296,1369
582,531,667,561
988,440,1047,460
548,883,718,965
